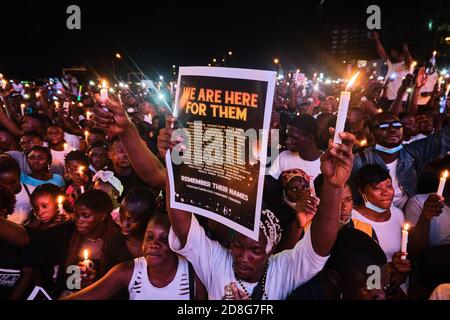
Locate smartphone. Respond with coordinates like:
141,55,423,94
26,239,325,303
439,95,447,114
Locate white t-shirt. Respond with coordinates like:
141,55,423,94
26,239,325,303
7,184,35,225
385,160,408,209
385,60,411,101
50,146,75,176
269,150,322,194
351,207,405,261
128,256,191,300
169,214,328,300
64,132,81,150
405,194,450,247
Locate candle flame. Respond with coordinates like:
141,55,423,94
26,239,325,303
433,51,437,56
63,143,68,150
346,72,360,90
78,166,85,175
403,223,410,231
378,108,383,113
83,249,89,261
102,80,107,88
443,170,449,179
84,130,89,137
411,61,417,68
57,195,64,204
360,139,367,147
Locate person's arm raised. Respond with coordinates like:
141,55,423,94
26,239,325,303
60,262,131,300
310,130,356,257
159,120,192,247
371,32,389,61
93,94,166,189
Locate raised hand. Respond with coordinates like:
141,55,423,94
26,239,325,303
320,129,356,188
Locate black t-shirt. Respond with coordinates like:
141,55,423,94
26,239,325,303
103,234,134,273
0,239,35,299
115,170,157,200
286,273,325,300
25,222,75,297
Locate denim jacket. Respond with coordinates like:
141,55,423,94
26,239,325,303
353,125,450,197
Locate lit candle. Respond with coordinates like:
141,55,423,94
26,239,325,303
86,111,92,121
437,170,449,196
100,80,108,105
57,195,65,215
82,249,94,269
359,139,367,147
84,130,89,142
63,143,68,152
445,84,450,97
54,101,60,110
1,79,7,89
78,166,85,194
432,50,437,57
333,72,360,144
377,108,383,113
409,61,417,74
35,91,41,98
20,104,26,116
401,223,409,260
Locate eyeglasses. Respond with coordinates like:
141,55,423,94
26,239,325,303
374,121,403,130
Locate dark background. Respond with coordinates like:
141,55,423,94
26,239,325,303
0,0,448,80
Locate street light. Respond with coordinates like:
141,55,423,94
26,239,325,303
113,53,122,78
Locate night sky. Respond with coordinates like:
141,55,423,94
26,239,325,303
0,0,432,80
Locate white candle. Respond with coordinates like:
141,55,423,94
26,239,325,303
86,111,92,121
57,195,64,215
20,104,26,116
334,72,360,144
100,80,108,105
78,166,85,194
82,249,94,269
437,170,449,196
84,130,89,142
409,61,417,74
401,223,409,260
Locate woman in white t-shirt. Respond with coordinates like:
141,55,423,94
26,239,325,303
61,213,207,300
351,164,411,296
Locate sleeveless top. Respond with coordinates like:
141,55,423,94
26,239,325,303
128,256,191,300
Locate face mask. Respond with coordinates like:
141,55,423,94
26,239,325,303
375,144,403,154
362,194,387,213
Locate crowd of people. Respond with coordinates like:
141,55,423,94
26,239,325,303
1,31,450,300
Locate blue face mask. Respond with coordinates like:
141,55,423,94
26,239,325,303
362,194,387,213
375,144,403,154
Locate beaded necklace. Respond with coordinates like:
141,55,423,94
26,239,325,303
235,262,269,300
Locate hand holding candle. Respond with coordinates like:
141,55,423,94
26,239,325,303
437,170,448,196
401,223,409,260
82,249,94,269
333,72,360,144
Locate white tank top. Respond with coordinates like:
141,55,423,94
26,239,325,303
128,256,191,300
